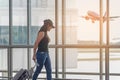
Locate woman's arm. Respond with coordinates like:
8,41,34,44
33,31,44,61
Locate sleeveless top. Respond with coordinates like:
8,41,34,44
38,28,49,52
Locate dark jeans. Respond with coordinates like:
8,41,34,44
32,50,52,80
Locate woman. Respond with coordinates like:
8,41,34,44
32,19,55,80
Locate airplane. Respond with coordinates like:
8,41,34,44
81,10,120,23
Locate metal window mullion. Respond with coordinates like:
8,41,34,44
62,0,66,78
27,0,31,70
99,0,103,80
105,0,110,80
55,0,59,78
8,0,12,80
62,0,64,78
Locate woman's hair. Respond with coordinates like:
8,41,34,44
40,19,54,32
40,25,47,32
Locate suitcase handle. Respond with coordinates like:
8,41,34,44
32,60,39,69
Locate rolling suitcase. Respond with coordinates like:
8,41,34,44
12,66,35,80
12,68,29,80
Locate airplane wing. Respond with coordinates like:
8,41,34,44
103,16,120,22
108,16,120,21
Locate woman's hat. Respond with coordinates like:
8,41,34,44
44,19,55,28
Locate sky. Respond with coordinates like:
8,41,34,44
68,0,120,43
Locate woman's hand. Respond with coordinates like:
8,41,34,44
32,54,36,62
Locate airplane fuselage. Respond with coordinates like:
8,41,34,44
87,10,100,20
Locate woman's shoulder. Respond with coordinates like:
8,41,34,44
39,26,47,32
38,30,44,34
37,31,45,38
39,27,47,33
38,26,47,35
39,28,45,32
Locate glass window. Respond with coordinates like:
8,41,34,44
0,3,9,45
66,75,99,80
12,48,27,72
12,0,27,45
65,0,99,44
0,0,8,7
0,25,9,45
0,49,8,78
66,48,99,73
1,0,120,80
109,0,120,45
30,0,55,45
110,76,120,80
110,49,120,73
